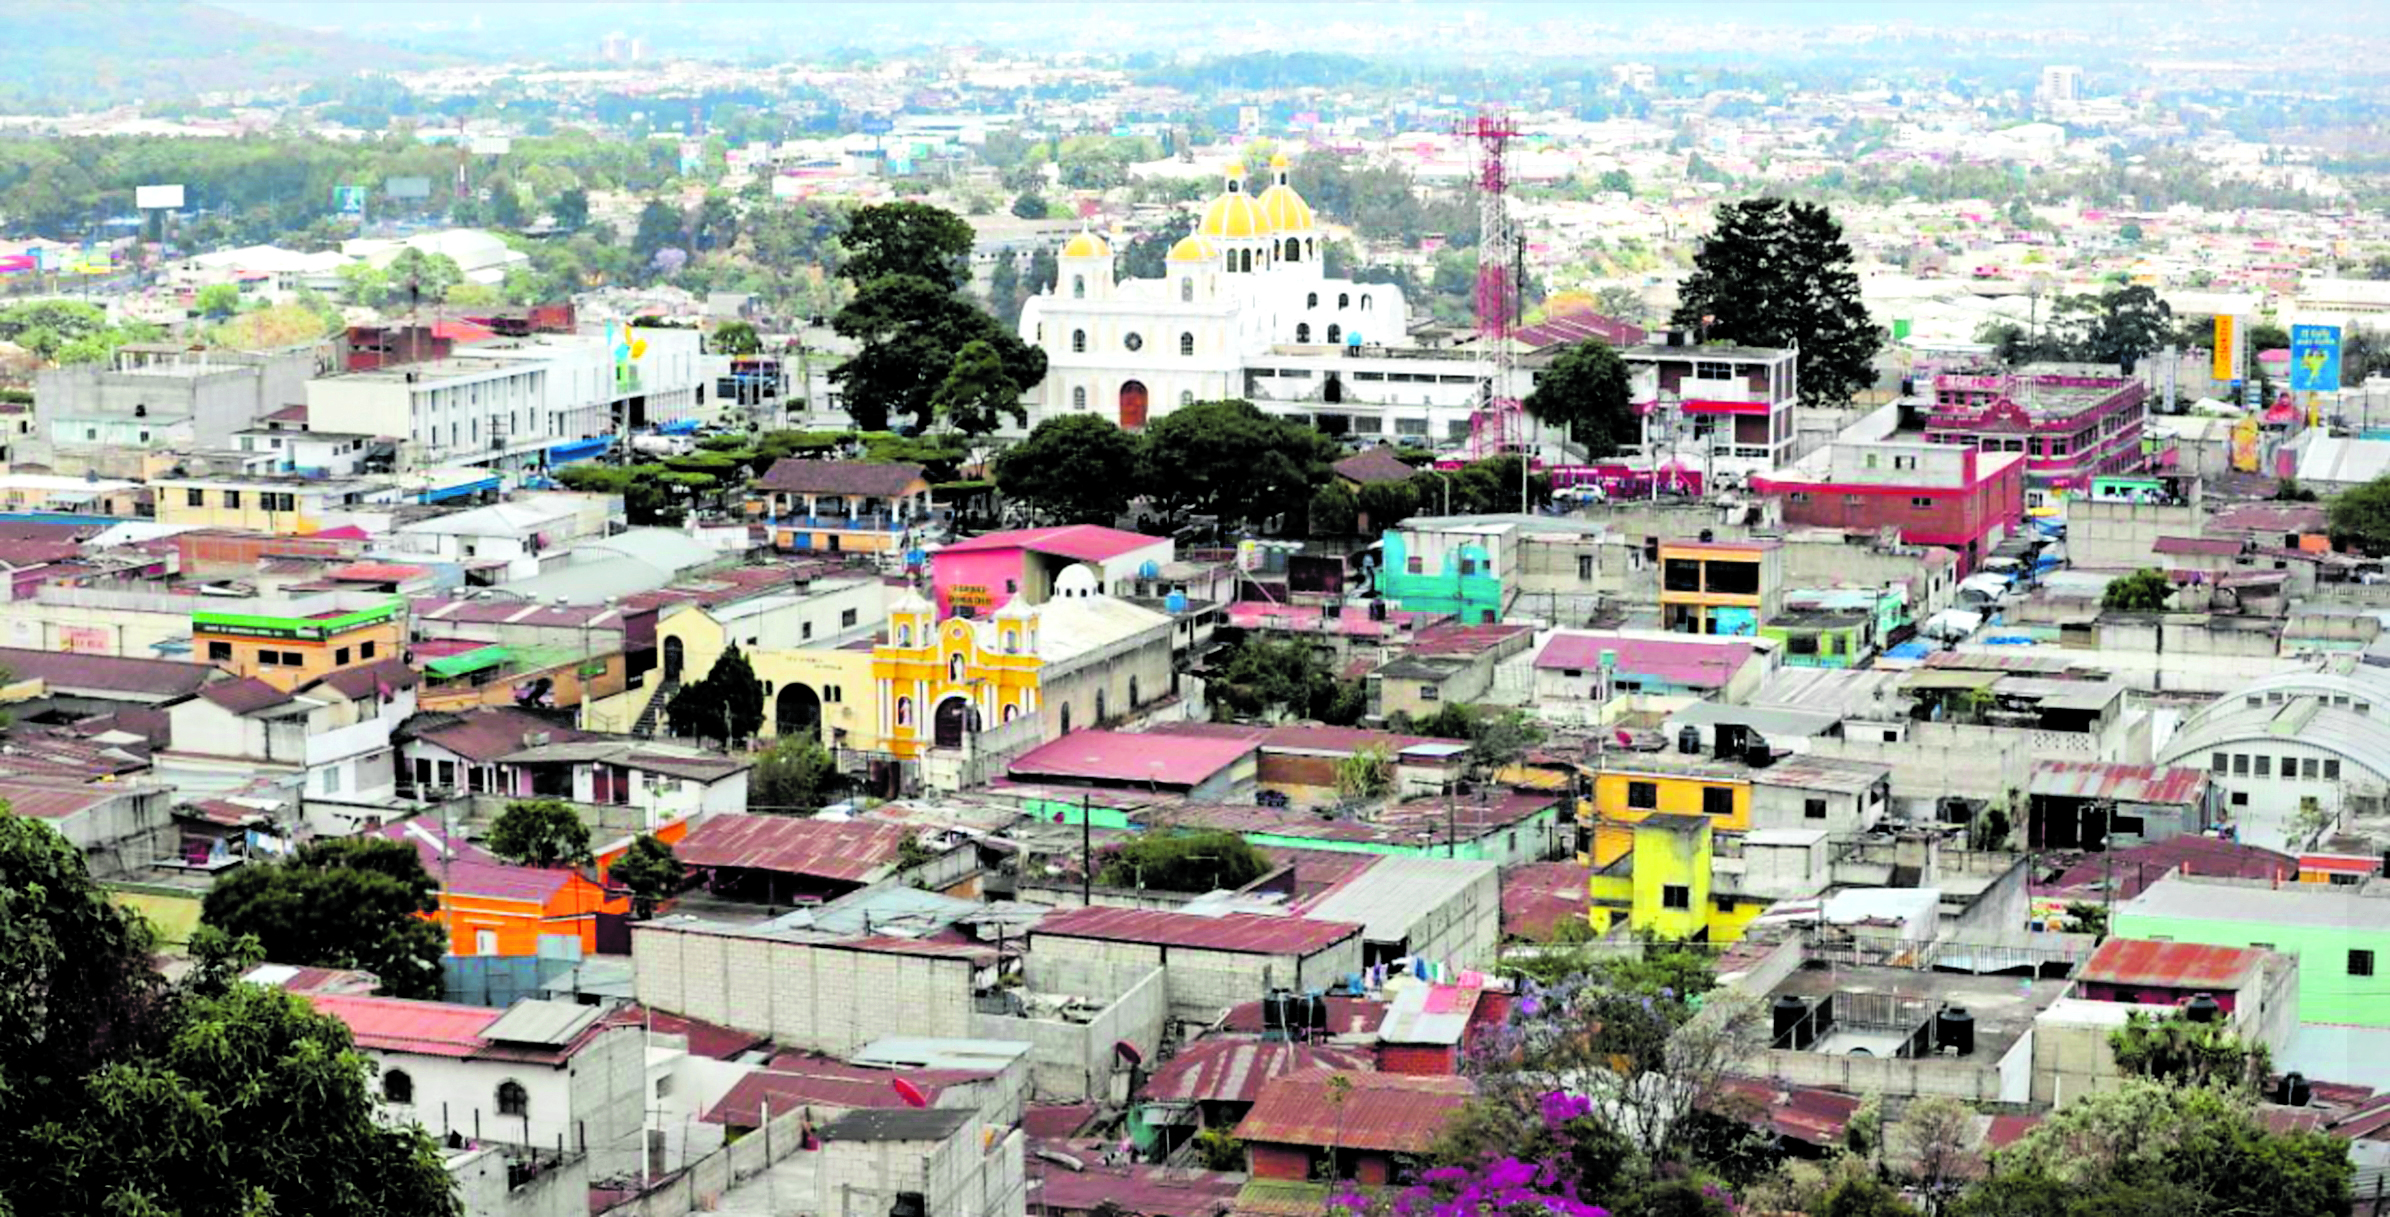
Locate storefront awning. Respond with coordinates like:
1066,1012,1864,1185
549,437,612,465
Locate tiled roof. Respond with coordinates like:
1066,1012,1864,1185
199,677,296,715
1031,907,1360,957
755,458,926,497
1331,447,1419,485
937,524,1166,561
1143,1038,1374,1105
311,658,421,701
1233,1070,1472,1153
405,707,587,762
1008,730,1256,788
674,814,908,882
0,646,217,699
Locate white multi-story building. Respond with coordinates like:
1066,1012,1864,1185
1018,154,1518,442
2039,65,2082,107
305,330,703,473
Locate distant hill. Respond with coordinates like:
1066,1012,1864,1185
0,1,438,114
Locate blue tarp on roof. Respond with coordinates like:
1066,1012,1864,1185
656,418,701,436
420,476,501,504
549,437,612,465
1886,640,1934,660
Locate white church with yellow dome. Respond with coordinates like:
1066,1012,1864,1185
1016,154,1505,438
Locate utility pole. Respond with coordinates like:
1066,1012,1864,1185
1081,792,1092,906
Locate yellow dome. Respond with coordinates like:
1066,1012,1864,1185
1225,162,1248,179
1199,191,1272,240
1166,234,1219,262
1059,229,1111,259
1256,182,1314,233
1269,152,1291,170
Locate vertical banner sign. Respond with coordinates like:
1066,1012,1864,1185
2212,316,2238,382
2289,324,2343,393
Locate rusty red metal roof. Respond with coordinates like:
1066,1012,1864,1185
1033,1163,1246,1217
702,1059,986,1126
2078,937,2265,992
2039,835,2295,901
1143,1038,1374,1105
1233,1070,1472,1153
1709,1076,1864,1149
1031,907,1361,957
2028,760,2209,807
675,814,908,882
1501,862,1592,942
1222,995,1388,1037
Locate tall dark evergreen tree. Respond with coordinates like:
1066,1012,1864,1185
1672,197,1882,409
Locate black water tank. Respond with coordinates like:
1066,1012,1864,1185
1262,988,1292,1033
1306,992,1329,1036
1700,528,1715,543
1678,726,1702,755
1936,1007,1975,1057
1772,995,1810,1048
891,1194,926,1217
2185,994,2223,1024
2281,1071,2312,1107
1744,741,1774,768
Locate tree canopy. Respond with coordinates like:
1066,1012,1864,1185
713,319,762,355
2101,568,2173,612
1673,197,1882,408
838,200,976,292
749,734,843,814
610,834,683,919
1095,830,1272,892
667,645,765,746
1140,399,1338,529
199,836,446,1000
0,812,458,1214
831,265,1045,432
2328,474,2390,556
485,798,593,868
1208,635,1366,725
1524,338,1635,457
994,414,1142,525
930,338,1030,436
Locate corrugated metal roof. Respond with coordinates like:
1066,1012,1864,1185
2078,937,2265,992
1232,1070,1473,1153
1031,1163,1245,1217
2028,760,2209,807
1031,907,1360,957
673,813,907,882
1222,995,1388,1037
821,1106,974,1144
1008,730,1257,788
1142,1038,1374,1105
704,1060,986,1126
1298,855,1495,944
1377,983,1481,1046
482,999,603,1046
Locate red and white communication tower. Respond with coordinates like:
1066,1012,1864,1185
1462,106,1524,459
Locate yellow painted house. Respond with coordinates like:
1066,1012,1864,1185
874,588,1042,759
580,595,885,757
1588,814,1767,944
151,475,395,536
1581,757,1753,869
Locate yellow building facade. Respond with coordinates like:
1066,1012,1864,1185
1657,539,1780,637
873,591,1042,760
1581,762,1752,869
1588,814,1767,944
193,599,406,692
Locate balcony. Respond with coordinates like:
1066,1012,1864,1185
779,513,910,532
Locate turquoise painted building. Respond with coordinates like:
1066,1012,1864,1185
1375,529,1502,620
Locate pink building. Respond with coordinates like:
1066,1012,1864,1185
930,525,1172,620
1923,371,2147,498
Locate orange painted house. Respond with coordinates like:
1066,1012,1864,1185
382,817,628,957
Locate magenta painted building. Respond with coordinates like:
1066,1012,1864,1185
930,525,1172,619
1923,371,2148,499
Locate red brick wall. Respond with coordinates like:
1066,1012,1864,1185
1248,1143,1312,1181
1354,1154,1394,1186
1378,1042,1456,1076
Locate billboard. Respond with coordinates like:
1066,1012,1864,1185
2211,315,2237,382
385,176,433,199
333,185,367,214
2231,415,2261,472
134,184,185,209
2290,324,2343,393
469,136,512,156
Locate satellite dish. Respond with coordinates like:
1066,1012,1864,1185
890,1077,930,1108
1112,1040,1143,1067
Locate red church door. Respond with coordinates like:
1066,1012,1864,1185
1119,380,1149,430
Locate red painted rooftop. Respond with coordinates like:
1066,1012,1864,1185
674,814,908,882
1031,907,1360,957
1533,631,1754,688
1234,1069,1473,1153
2078,937,2267,993
1008,730,1256,788
936,524,1165,562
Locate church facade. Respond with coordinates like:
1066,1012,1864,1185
1017,154,1505,442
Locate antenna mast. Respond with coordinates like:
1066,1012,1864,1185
1462,106,1524,460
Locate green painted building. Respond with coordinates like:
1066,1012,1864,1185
2113,873,2390,1028
1757,610,1874,669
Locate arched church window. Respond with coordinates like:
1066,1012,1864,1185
1179,333,1194,357
1338,293,1350,310
1072,275,1085,299
1361,295,1373,311
1071,330,1086,353
1072,387,1087,411
1327,324,1342,344
1307,292,1319,309
1180,391,1194,407
1296,323,1311,343
1180,277,1193,302
1284,238,1300,262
